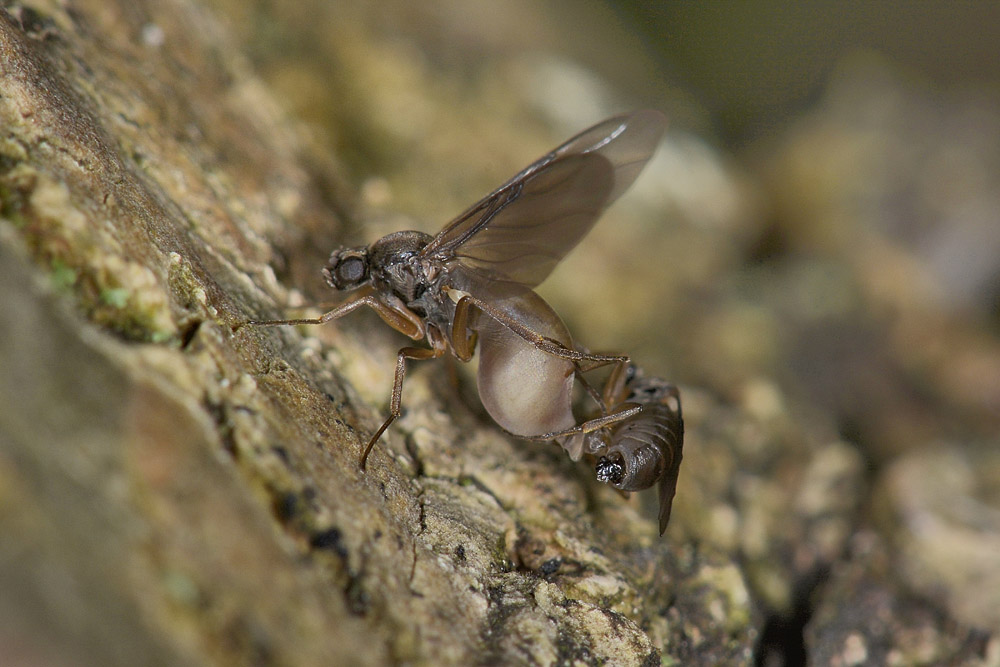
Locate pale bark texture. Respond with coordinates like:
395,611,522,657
0,2,751,665
3,2,998,666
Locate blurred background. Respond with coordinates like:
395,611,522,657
208,0,1000,423
202,0,1000,662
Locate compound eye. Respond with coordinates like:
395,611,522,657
337,256,366,284
324,248,369,289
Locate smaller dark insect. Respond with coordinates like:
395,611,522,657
542,362,684,534
247,111,666,469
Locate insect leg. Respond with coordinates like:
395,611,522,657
450,292,629,367
524,359,637,441
600,358,635,408
449,295,478,362
572,354,634,414
573,366,606,414
449,291,638,444
248,291,425,340
505,403,641,442
359,343,445,469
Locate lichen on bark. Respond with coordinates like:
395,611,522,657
0,3,754,665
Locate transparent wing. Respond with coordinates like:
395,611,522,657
422,109,667,288
449,153,612,285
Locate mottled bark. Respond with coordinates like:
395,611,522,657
0,3,752,665
5,2,996,666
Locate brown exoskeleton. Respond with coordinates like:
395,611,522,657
249,110,667,469
525,361,684,535
588,364,684,534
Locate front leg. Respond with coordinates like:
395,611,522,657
247,289,426,341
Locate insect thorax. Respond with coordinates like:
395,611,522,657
366,230,434,305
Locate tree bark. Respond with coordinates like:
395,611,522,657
0,3,756,664
12,1,994,665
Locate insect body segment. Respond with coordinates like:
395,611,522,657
458,284,578,438
534,360,684,535
585,365,684,535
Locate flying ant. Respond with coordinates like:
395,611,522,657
248,110,667,469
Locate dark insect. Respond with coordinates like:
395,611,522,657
249,110,667,470
577,363,684,535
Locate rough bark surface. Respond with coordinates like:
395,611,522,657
0,3,751,665
4,2,998,666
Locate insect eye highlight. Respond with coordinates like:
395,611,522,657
595,454,625,486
